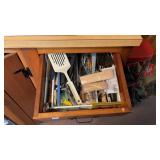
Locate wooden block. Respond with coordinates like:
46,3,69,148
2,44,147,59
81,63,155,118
80,69,113,85
82,81,108,92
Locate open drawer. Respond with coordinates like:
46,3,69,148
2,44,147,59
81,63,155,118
5,35,143,123
33,52,132,121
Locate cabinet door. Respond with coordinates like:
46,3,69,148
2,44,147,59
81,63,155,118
17,49,40,89
4,92,34,124
4,53,36,118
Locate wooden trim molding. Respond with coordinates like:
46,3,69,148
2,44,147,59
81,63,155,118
4,35,142,48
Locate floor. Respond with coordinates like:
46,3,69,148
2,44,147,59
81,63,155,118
41,95,156,125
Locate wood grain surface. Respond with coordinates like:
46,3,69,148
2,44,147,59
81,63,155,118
4,35,142,48
4,54,36,118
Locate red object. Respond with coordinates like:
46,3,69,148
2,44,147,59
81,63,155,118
128,39,154,62
143,64,155,77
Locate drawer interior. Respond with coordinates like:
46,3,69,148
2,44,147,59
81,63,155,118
33,52,131,120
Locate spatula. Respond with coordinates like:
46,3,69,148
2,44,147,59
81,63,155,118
48,53,82,105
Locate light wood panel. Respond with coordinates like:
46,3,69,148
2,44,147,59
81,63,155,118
4,35,142,48
5,35,142,40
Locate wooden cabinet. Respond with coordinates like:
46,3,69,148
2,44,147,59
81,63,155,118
4,35,142,124
4,53,36,124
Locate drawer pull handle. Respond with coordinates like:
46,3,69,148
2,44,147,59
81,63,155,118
76,117,93,123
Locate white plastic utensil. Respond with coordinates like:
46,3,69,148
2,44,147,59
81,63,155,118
48,53,82,105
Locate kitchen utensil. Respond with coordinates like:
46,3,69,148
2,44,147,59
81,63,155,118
48,53,82,104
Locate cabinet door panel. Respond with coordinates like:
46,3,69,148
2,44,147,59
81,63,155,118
4,53,36,118
17,49,40,89
4,92,34,124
